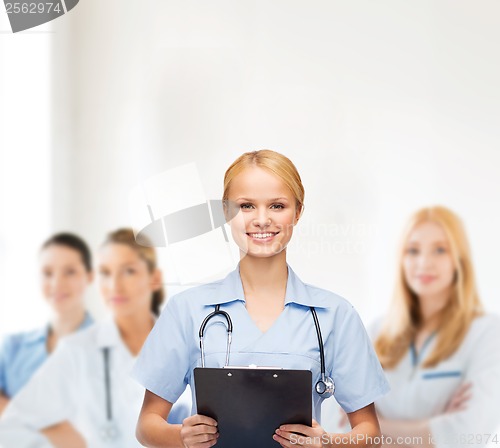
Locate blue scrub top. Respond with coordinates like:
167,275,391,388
0,313,94,398
132,265,389,422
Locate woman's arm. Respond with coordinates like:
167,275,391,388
378,417,432,448
136,389,218,448
377,382,473,448
0,392,9,415
41,422,86,448
0,338,86,447
274,403,381,448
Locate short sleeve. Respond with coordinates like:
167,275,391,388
331,306,390,413
131,296,191,404
0,422,53,448
1,337,78,431
429,317,500,448
0,335,11,394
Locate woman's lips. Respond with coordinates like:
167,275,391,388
110,296,128,304
417,275,436,284
246,232,279,243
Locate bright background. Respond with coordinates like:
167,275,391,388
1,1,499,341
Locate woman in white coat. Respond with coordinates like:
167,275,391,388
0,228,190,448
372,206,500,448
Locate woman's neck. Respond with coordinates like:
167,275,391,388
50,308,86,336
115,311,155,356
239,252,288,300
47,307,87,353
417,289,450,333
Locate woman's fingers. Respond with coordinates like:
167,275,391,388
183,414,218,427
445,382,473,413
273,421,325,447
181,414,219,448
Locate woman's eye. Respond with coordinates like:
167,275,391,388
270,203,285,210
42,270,52,278
125,268,136,275
240,203,253,210
99,270,109,277
406,247,419,255
65,269,76,276
435,247,447,254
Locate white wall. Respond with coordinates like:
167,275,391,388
0,13,52,334
2,0,499,332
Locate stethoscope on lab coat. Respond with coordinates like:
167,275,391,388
99,347,120,442
199,304,335,397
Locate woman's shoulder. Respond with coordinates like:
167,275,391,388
54,321,101,351
467,312,500,341
300,281,353,309
0,326,47,354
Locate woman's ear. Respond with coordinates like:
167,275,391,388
150,269,163,292
295,204,304,224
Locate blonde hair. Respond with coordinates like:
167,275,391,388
223,150,305,211
102,228,164,316
374,206,483,369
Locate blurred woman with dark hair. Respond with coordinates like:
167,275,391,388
0,228,190,448
0,232,94,415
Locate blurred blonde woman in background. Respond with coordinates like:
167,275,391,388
372,206,500,448
0,233,94,415
0,228,190,448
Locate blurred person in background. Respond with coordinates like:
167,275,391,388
0,233,94,415
371,206,500,448
0,228,191,448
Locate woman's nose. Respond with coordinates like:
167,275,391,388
109,274,123,294
418,253,434,269
251,208,271,228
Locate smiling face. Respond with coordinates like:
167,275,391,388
403,221,456,306
40,245,92,314
98,243,160,318
225,166,301,259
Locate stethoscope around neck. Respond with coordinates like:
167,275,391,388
198,304,335,398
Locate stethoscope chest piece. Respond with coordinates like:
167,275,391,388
315,374,335,398
100,421,120,442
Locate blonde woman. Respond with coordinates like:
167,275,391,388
0,229,190,448
133,150,389,448
372,206,500,448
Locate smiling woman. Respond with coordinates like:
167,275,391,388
371,206,500,448
132,150,390,448
0,233,94,415
0,228,191,448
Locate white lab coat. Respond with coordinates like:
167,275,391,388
372,314,500,448
0,319,191,448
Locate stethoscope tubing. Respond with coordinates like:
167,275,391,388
198,303,334,397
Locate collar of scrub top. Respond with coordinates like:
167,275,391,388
96,318,123,349
410,332,437,367
22,312,94,346
197,263,335,396
197,263,333,309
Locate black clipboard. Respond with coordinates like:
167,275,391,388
194,367,312,448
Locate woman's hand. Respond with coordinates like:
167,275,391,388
444,382,472,414
180,414,219,448
41,421,86,448
273,419,329,447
